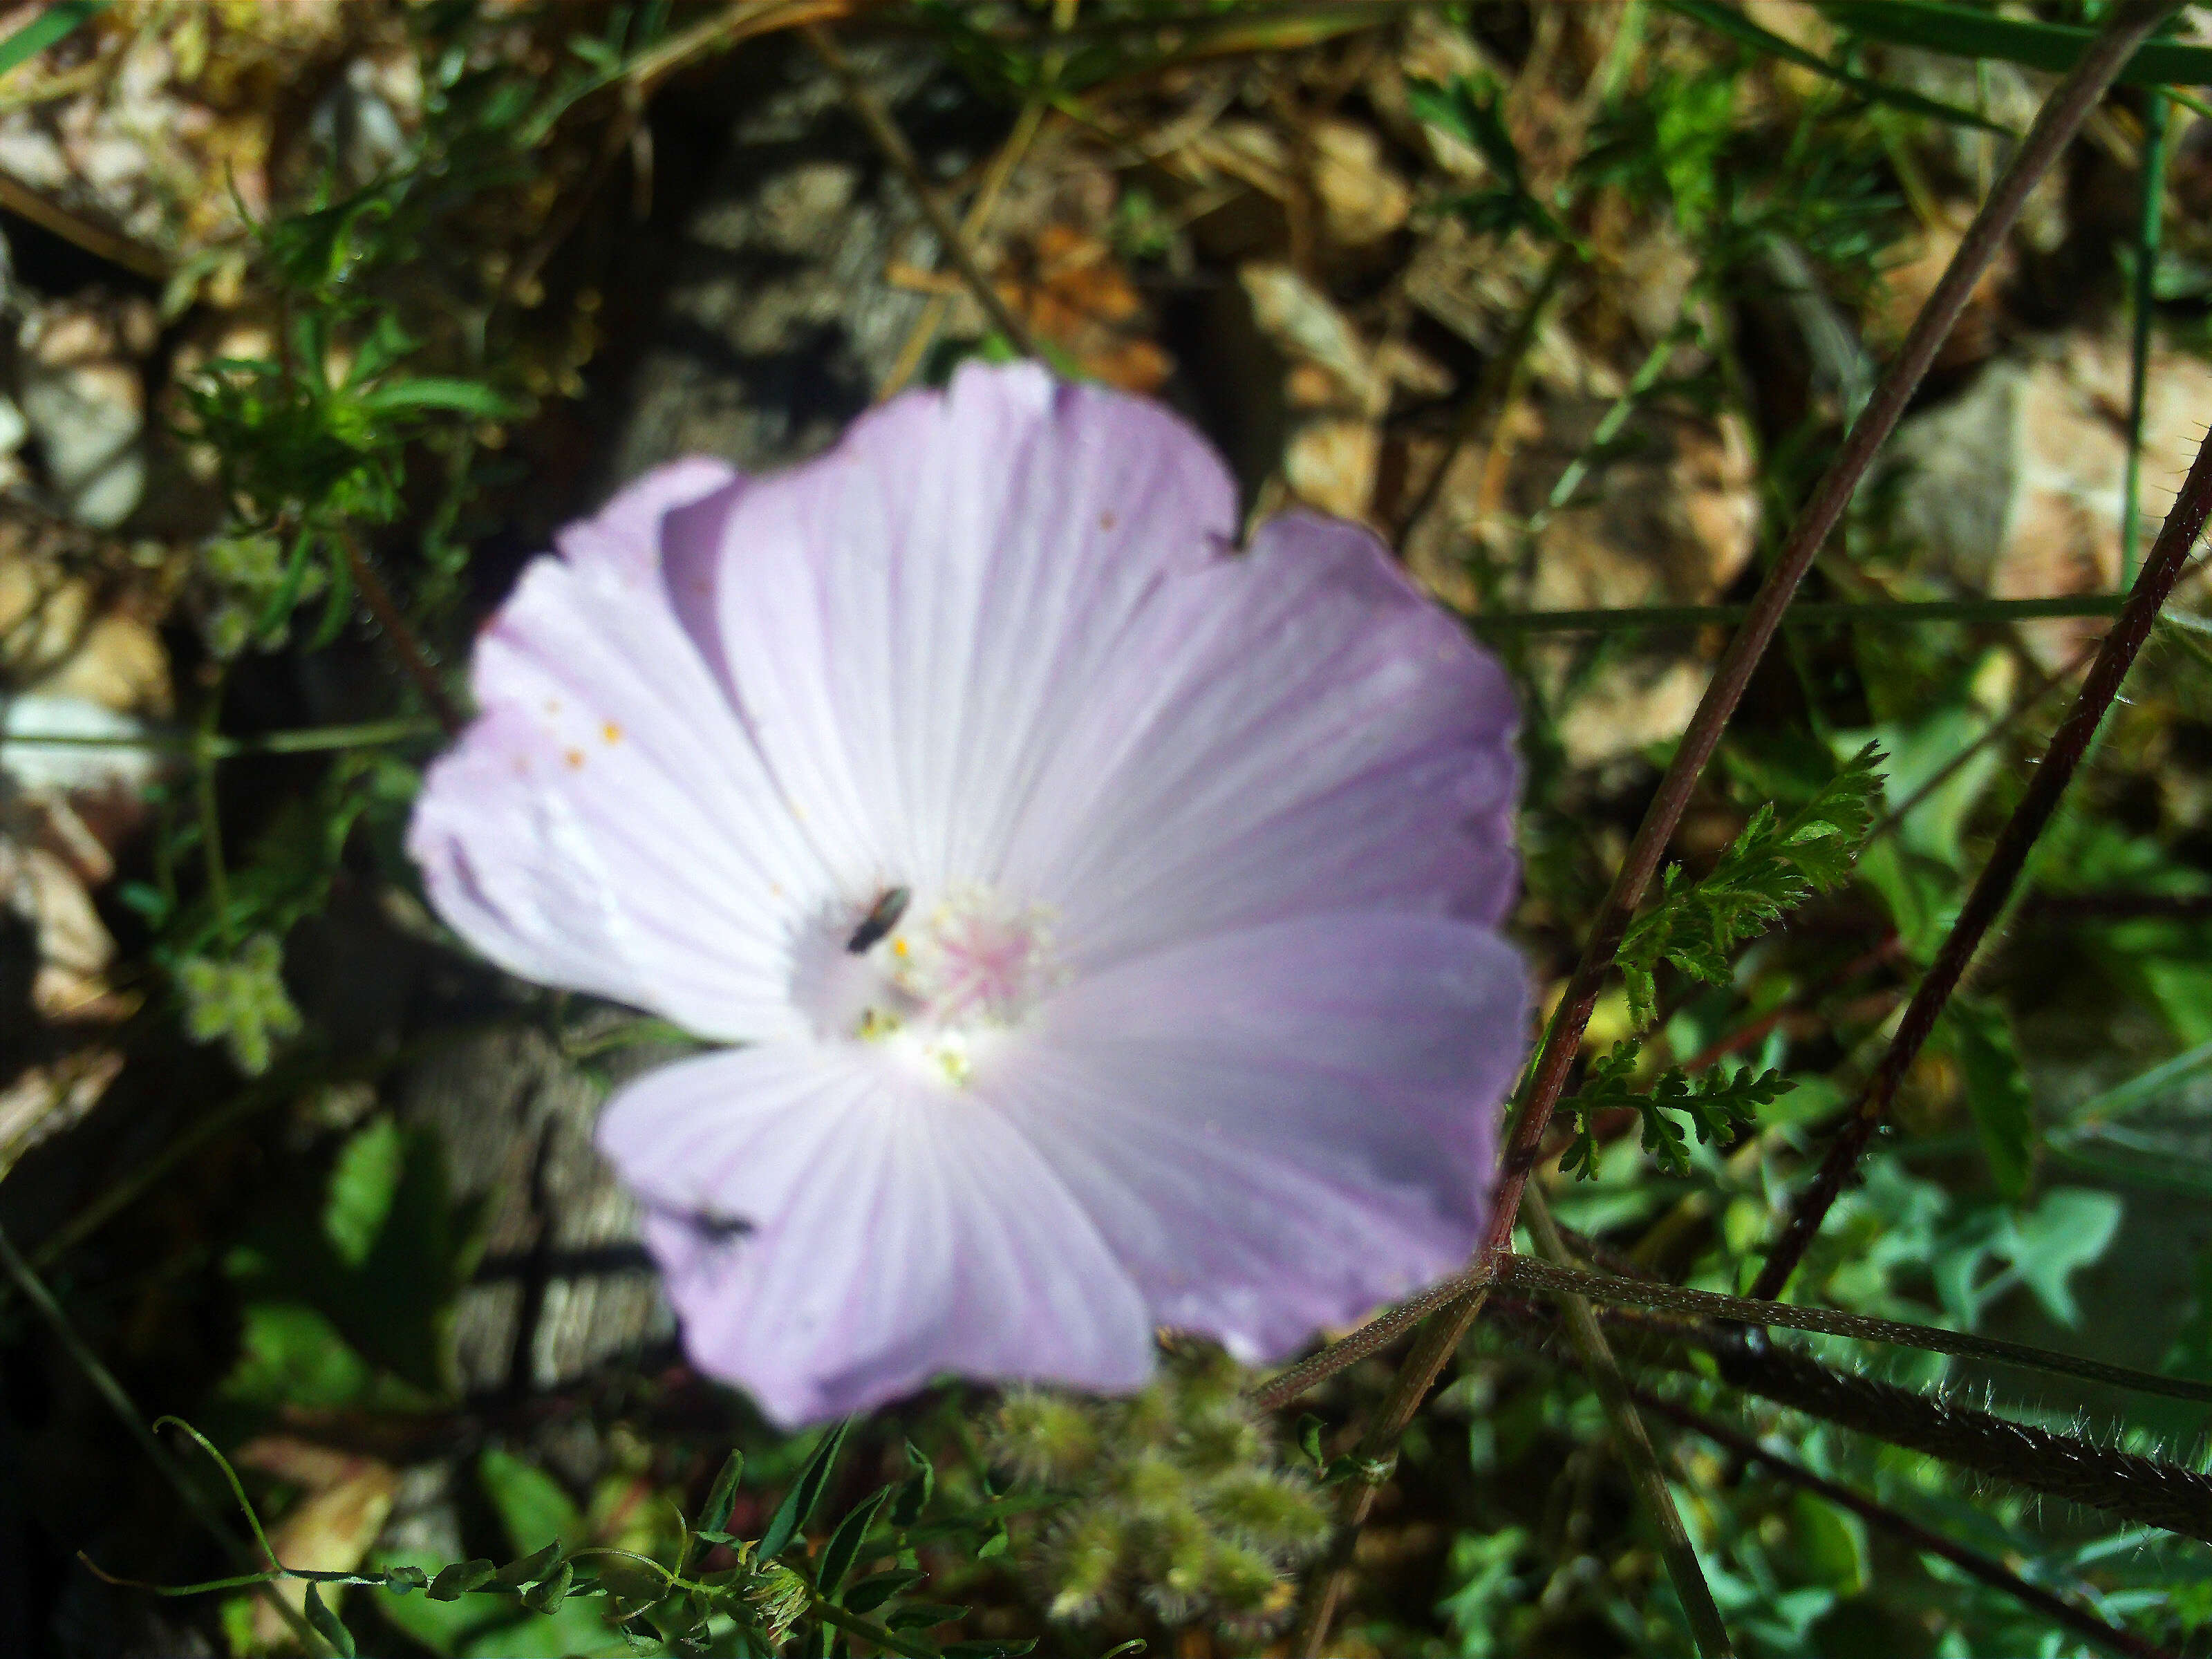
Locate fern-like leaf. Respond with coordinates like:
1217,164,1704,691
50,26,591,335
1616,742,1884,1027
1561,1040,1796,1179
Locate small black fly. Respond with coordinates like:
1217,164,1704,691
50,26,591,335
847,885,912,954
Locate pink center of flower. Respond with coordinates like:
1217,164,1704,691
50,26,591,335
817,886,1059,1085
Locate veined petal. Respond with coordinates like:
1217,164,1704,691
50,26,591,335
996,911,1528,1358
600,1043,1154,1426
1008,512,1520,969
700,361,1241,896
410,464,824,1042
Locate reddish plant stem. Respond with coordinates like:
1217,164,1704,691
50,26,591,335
1288,10,2173,1647
1747,418,2212,1302
342,533,465,737
1634,1388,2180,1659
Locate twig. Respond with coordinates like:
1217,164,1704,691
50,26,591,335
621,0,858,93
0,170,165,280
1497,1253,2212,1406
339,531,464,737
1524,1193,1734,1658
1398,241,1574,545
1464,594,2125,632
1286,13,2173,1644
0,1223,328,1653
877,102,1047,398
803,23,1042,361
1748,391,2212,1302
878,0,1076,399
2121,87,2171,585
1635,1389,2180,1659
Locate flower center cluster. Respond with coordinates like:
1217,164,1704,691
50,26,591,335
824,885,1058,1085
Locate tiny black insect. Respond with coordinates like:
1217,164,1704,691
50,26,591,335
847,885,912,954
687,1211,754,1243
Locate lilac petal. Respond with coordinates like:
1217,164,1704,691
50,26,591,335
1007,511,1519,969
409,464,823,1042
599,1044,1154,1426
994,910,1528,1358
556,457,738,581
698,362,1241,894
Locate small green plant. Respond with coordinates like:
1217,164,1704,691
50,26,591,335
1618,743,1885,1028
1559,1038,1796,1180
89,1416,1053,1659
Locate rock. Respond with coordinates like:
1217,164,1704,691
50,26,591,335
0,693,157,798
17,297,151,528
404,1024,675,1396
1864,202,2012,371
1555,656,1714,771
611,37,960,478
1239,261,1386,413
0,834,127,1022
1885,326,2212,666
1283,416,1382,522
0,1047,122,1182
1309,119,1411,247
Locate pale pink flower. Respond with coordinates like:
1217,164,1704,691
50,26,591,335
407,364,1526,1425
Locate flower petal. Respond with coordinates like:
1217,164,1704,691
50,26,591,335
697,360,1241,894
1009,511,1520,969
409,463,824,1041
599,1042,1154,1425
995,910,1528,1358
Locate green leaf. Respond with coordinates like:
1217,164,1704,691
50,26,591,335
1406,75,1526,193
1562,1040,1794,1179
885,1601,970,1630
487,1540,563,1591
323,1116,405,1268
695,1448,744,1544
383,1564,430,1594
1618,744,1884,1027
1662,0,2005,129
427,1559,496,1601
303,1582,357,1658
1817,1,2212,86
758,1418,849,1560
520,1560,573,1613
1790,1492,1869,1595
819,1485,892,1598
0,1,106,81
890,1440,935,1529
843,1568,926,1613
1947,1000,2035,1201
355,377,518,420
480,1450,583,1562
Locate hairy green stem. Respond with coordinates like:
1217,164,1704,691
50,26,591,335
1635,1389,2180,1659
1497,1254,2212,1405
1524,1192,1734,1657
